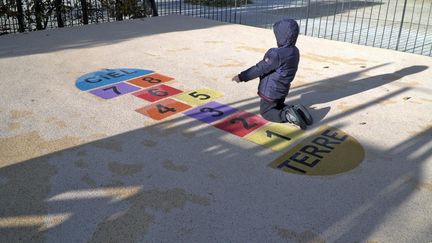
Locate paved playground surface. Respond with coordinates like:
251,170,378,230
0,15,431,242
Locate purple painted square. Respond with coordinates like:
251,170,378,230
89,82,140,99
184,101,238,123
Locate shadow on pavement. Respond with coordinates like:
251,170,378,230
1,65,431,241
0,15,228,59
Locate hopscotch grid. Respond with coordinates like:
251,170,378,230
78,68,314,171
128,72,306,152
98,70,302,149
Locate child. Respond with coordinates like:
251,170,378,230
232,18,312,130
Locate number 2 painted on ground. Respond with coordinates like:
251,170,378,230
230,117,257,129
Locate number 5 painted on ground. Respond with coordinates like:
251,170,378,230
189,91,210,100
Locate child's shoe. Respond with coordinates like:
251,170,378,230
292,104,313,125
285,107,307,130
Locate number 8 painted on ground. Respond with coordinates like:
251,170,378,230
143,77,161,83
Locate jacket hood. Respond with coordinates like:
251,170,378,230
273,19,299,47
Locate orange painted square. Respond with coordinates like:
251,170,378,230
135,98,192,120
127,73,174,88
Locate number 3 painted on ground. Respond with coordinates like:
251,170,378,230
200,107,224,117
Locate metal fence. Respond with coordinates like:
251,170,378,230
1,0,431,56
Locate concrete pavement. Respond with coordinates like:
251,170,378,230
0,15,431,242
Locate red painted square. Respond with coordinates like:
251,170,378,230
132,84,183,102
135,98,192,120
214,111,268,137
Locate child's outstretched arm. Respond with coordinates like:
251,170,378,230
236,49,279,82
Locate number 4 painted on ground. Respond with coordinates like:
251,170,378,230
156,104,176,114
135,98,191,120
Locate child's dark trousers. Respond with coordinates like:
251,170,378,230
260,98,289,123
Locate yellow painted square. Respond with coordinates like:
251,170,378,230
244,122,305,151
174,88,224,106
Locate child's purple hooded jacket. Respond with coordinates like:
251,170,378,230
238,18,300,101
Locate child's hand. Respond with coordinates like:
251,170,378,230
232,75,241,83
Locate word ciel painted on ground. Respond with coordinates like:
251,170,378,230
76,68,364,176
76,69,153,91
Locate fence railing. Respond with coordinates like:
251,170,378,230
1,0,431,56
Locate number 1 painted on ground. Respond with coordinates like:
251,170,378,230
266,130,291,141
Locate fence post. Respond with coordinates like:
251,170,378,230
81,0,89,24
149,0,158,16
305,0,310,35
396,0,408,50
15,0,25,32
234,0,237,23
35,0,43,30
116,0,123,20
55,0,64,27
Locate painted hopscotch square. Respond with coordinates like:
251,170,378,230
89,82,140,99
132,84,183,102
244,122,305,151
174,88,224,106
184,101,239,124
127,73,174,88
135,98,192,120
214,111,268,137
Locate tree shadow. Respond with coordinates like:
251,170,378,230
320,126,432,242
288,64,428,125
0,0,387,59
0,15,228,58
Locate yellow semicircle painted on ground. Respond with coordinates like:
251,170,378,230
269,125,365,176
